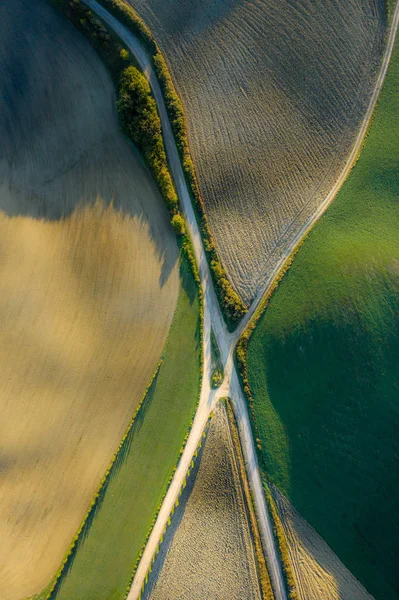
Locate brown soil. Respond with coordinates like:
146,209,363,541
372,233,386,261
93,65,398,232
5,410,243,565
144,403,263,600
0,2,178,598
128,0,386,303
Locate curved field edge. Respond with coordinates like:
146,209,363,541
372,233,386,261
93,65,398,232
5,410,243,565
52,0,205,354
75,0,247,327
127,0,387,306
272,488,374,600
29,248,202,600
141,400,273,600
0,1,181,596
242,24,399,600
50,0,182,229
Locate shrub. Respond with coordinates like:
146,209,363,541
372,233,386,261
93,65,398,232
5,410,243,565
211,368,223,389
120,48,129,60
85,0,247,327
117,66,178,214
171,214,185,236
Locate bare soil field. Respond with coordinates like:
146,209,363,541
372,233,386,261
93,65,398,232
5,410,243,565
273,489,374,600
0,2,179,599
128,0,386,302
144,402,263,600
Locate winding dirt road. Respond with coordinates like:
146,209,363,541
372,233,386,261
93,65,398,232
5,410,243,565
82,0,399,597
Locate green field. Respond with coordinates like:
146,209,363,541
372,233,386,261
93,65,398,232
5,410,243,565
247,34,399,600
42,251,201,600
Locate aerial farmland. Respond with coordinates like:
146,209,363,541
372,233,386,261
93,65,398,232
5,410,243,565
144,402,270,600
1,0,398,599
128,0,387,303
0,1,179,597
247,28,399,600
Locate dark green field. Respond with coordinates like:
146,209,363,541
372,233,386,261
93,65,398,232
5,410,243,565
247,35,399,600
35,253,201,600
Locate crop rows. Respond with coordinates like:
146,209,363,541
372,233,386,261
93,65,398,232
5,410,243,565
0,1,179,597
128,0,386,303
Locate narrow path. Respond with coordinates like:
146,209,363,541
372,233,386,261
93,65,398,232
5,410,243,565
236,2,399,338
82,1,399,598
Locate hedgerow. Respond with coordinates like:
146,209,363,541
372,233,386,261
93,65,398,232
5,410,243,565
117,65,179,215
225,400,275,600
40,3,204,599
92,0,247,327
265,486,298,600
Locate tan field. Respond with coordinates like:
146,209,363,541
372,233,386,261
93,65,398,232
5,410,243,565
145,403,264,600
273,489,374,600
0,2,179,599
129,0,386,303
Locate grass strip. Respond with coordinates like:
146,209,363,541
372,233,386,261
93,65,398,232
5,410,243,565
86,0,247,327
30,250,201,600
225,400,275,600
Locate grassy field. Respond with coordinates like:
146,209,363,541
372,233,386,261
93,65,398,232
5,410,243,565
144,402,267,600
128,0,386,303
39,251,200,600
247,33,399,600
0,2,179,598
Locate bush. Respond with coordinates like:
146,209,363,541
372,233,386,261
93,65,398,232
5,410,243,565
152,50,247,327
211,368,223,389
120,48,129,60
117,66,178,214
171,214,185,236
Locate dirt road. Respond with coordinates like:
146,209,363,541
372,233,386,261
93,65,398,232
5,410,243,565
82,0,399,597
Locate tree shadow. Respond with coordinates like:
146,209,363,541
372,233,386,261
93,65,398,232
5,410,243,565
0,0,178,288
49,369,161,599
141,440,206,599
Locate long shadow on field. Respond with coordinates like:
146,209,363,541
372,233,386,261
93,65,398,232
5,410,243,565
179,251,202,356
140,439,206,600
262,307,399,600
48,371,160,599
0,0,177,287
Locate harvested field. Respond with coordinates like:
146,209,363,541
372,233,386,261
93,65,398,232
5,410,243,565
144,402,264,600
47,252,201,600
128,0,386,303
0,2,179,599
247,32,399,600
273,489,374,600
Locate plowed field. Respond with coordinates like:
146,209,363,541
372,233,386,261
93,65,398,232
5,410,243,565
0,2,178,598
145,403,263,600
128,0,386,302
273,489,374,600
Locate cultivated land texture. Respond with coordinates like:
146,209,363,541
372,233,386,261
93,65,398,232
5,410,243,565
47,253,200,600
273,489,374,600
247,33,399,600
145,403,263,600
128,0,386,303
0,2,179,598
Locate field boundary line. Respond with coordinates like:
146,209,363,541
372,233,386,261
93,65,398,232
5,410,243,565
233,3,399,598
136,417,213,600
236,0,399,341
78,1,289,598
30,360,162,600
